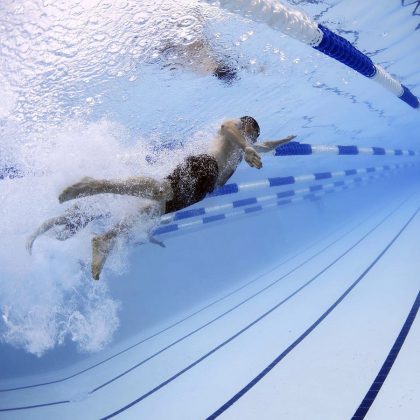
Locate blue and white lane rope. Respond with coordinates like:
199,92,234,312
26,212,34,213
154,171,391,236
4,144,417,181
211,0,420,109
273,142,420,157
158,169,392,229
207,162,419,198
160,162,411,225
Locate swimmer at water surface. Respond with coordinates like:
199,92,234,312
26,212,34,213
30,117,295,280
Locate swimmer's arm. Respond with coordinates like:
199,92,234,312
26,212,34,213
253,135,297,153
220,121,249,151
221,121,262,169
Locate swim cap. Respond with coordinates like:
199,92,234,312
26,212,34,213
240,116,260,138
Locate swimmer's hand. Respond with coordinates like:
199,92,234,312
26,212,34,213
284,135,297,142
244,146,262,169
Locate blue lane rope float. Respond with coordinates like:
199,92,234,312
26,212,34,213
153,174,380,236
212,0,420,109
154,164,412,236
5,144,418,182
207,161,420,198
3,143,418,182
272,142,420,157
159,162,412,226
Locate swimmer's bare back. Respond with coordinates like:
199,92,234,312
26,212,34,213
59,176,173,203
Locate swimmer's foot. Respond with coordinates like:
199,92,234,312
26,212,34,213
59,177,97,203
91,234,116,281
26,235,36,255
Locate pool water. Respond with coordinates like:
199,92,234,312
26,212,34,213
0,0,419,419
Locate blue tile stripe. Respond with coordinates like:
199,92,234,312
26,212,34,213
207,207,420,419
274,142,419,157
352,291,420,420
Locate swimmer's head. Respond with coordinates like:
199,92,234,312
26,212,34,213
240,116,260,143
213,63,238,85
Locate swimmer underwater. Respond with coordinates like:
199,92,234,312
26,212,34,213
27,117,296,280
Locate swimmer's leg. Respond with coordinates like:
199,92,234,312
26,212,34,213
91,202,162,280
26,215,68,254
26,204,104,254
59,176,173,203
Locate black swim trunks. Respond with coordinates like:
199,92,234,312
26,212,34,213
164,154,219,214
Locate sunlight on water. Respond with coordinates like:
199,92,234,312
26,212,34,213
0,0,419,359
0,0,221,356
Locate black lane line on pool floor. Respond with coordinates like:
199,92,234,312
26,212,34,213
0,208,371,395
352,290,420,420
1,212,354,395
99,202,418,419
0,216,383,414
90,209,388,394
206,206,420,419
0,194,413,413
0,175,409,394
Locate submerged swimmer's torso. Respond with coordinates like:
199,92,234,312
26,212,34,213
164,121,247,213
34,116,285,280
